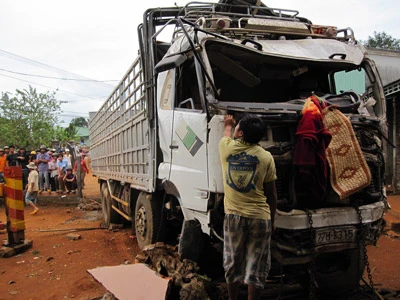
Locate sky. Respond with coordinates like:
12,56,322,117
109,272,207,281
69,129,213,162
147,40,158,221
1,0,399,126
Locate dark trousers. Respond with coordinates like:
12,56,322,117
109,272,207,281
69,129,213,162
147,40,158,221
22,169,29,189
64,180,77,191
50,176,58,191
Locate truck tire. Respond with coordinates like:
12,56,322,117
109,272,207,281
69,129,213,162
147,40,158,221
101,182,121,228
312,248,365,296
130,212,136,235
135,192,164,249
178,220,204,262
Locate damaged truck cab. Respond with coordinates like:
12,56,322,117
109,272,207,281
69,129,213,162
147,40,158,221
90,1,387,294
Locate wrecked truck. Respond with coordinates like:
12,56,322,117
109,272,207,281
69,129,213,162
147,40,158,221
89,0,387,295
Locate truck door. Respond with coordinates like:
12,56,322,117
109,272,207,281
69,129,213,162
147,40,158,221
157,59,209,212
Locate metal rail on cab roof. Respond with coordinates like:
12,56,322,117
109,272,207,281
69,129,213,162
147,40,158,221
181,1,303,23
179,2,355,41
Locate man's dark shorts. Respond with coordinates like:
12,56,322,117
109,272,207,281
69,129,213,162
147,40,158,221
223,214,271,289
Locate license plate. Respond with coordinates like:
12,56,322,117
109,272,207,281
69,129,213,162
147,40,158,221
315,227,357,246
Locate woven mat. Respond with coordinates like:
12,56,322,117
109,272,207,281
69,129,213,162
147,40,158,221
322,107,371,200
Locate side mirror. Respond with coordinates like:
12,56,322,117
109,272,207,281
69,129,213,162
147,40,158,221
154,54,187,73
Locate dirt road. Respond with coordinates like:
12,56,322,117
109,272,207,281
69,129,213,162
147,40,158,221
1,176,400,299
0,175,139,300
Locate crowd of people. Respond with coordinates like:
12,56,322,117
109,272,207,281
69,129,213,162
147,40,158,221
0,144,91,195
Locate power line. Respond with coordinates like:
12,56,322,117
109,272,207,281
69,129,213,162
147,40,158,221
62,111,89,116
0,67,118,83
63,110,88,114
0,48,115,88
0,73,105,102
60,114,88,118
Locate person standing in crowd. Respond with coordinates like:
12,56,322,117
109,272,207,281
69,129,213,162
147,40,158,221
81,145,92,173
219,114,277,300
36,145,51,193
74,153,89,190
28,150,37,163
4,146,10,156
25,162,40,215
0,148,6,178
6,145,18,166
17,147,30,188
48,153,58,193
63,167,77,193
47,148,55,158
56,153,68,193
64,148,72,169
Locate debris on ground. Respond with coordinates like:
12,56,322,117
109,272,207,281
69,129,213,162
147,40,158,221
376,288,400,299
136,242,227,300
108,223,123,231
39,226,103,233
385,230,400,239
77,198,102,211
66,233,81,241
77,203,102,211
100,292,116,300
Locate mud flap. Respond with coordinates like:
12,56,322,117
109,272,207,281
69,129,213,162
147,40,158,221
178,220,204,262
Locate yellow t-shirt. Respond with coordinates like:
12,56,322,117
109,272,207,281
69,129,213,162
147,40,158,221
28,170,39,191
219,137,277,220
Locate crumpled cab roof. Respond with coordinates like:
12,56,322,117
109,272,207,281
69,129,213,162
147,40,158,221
166,31,365,66
203,37,365,66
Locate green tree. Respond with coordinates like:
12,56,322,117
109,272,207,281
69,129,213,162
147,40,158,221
363,31,400,50
65,122,79,141
0,86,62,149
0,117,15,146
53,125,78,142
70,117,88,127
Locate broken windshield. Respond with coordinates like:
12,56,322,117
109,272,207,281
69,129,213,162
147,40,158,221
204,39,381,116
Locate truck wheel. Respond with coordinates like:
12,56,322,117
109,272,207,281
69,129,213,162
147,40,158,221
130,212,136,235
101,182,121,228
135,192,164,249
312,248,365,296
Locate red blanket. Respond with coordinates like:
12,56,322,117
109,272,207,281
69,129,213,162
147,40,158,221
293,95,332,204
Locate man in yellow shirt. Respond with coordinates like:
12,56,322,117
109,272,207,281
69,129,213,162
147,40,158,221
219,114,277,300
